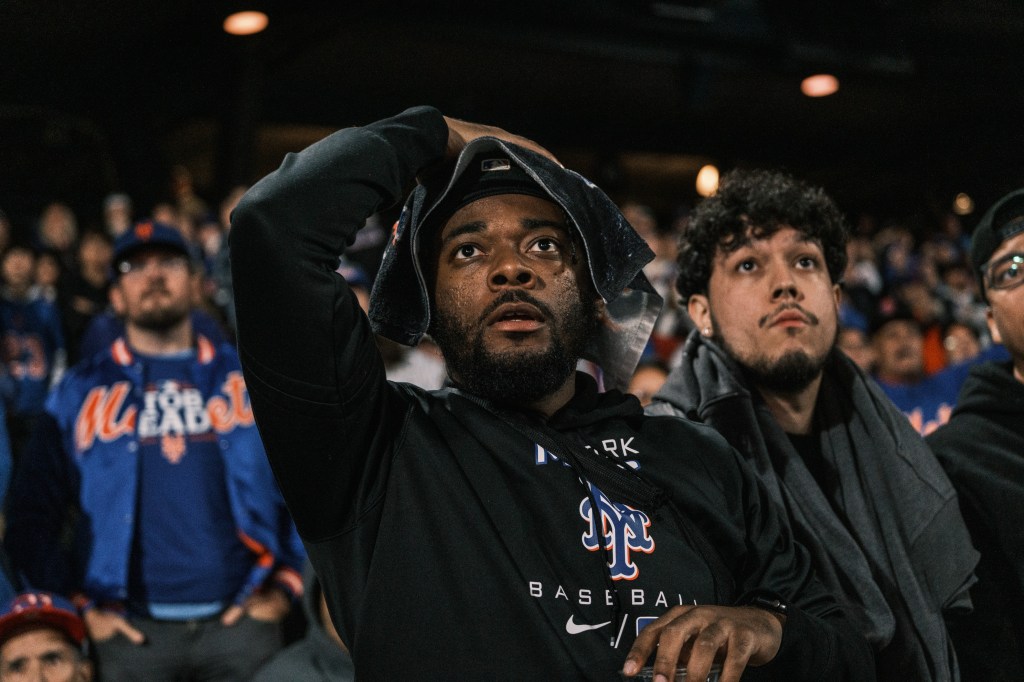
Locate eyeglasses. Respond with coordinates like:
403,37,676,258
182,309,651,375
981,252,1024,291
117,254,190,277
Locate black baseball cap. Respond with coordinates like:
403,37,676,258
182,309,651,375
971,189,1024,275
113,220,190,266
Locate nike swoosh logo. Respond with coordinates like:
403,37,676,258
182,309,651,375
565,615,612,634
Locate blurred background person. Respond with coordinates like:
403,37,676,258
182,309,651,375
59,231,113,366
34,203,78,275
101,193,133,240
0,244,66,462
0,592,93,682
627,359,668,407
837,325,876,372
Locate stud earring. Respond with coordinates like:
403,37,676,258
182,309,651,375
701,327,712,338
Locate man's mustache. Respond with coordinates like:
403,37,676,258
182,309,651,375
758,302,819,328
478,290,555,324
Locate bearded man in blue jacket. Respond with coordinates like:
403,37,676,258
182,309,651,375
5,221,305,682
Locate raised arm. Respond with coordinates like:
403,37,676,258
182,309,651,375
229,107,552,540
230,106,449,393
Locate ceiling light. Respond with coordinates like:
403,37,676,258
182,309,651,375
953,192,974,215
801,74,839,98
696,165,719,197
223,10,268,36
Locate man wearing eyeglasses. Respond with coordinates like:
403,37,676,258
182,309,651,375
5,222,305,681
928,188,1024,681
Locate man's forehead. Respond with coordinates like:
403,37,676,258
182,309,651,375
718,224,821,254
439,194,569,238
0,625,76,656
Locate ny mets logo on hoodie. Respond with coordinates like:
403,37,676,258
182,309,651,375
74,371,253,462
537,442,656,580
579,482,655,580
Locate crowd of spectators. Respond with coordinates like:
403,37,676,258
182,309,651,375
0,167,1008,679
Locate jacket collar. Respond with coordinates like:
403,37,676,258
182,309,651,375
110,335,217,366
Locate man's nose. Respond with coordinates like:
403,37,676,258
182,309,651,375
771,280,798,300
489,250,535,289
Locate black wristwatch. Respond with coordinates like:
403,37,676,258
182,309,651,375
738,590,789,617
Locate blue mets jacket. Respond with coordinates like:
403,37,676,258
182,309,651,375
4,335,305,608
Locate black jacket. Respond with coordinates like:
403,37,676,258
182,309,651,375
229,106,873,680
928,361,1024,681
650,331,977,682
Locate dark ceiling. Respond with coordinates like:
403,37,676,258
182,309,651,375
2,0,1024,235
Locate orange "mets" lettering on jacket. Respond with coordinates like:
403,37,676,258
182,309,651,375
74,372,254,451
208,372,254,431
76,383,136,450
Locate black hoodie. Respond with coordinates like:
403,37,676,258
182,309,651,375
928,361,1024,681
229,106,872,680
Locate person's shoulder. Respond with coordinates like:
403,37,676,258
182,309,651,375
56,351,118,387
199,337,243,372
643,398,684,419
638,410,742,472
45,351,122,412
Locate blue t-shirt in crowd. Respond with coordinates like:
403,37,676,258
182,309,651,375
126,350,251,613
876,344,1011,435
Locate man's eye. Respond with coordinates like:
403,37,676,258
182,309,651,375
41,651,68,665
796,256,818,269
529,238,560,254
454,244,480,259
5,661,25,673
737,260,756,272
999,265,1021,282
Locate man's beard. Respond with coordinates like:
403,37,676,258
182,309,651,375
431,290,599,406
713,312,836,394
738,348,828,393
130,294,190,333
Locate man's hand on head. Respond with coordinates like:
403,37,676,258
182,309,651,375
622,605,784,682
441,116,560,166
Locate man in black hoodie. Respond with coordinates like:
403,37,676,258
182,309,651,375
229,108,872,681
647,169,977,681
928,188,1024,681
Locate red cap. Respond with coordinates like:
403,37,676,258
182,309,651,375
0,592,86,648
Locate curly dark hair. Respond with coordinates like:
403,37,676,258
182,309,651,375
675,169,849,301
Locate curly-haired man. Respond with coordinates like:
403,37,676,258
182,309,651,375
648,169,977,682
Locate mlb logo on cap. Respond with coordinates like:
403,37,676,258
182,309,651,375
112,220,191,268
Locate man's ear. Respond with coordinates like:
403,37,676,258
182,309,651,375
595,297,607,323
986,307,1003,345
109,283,125,316
688,293,711,333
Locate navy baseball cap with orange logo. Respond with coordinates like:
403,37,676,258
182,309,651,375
113,220,191,269
0,591,86,649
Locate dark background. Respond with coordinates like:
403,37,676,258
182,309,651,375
2,0,1023,237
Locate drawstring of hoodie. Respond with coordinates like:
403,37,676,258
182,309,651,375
458,391,735,646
